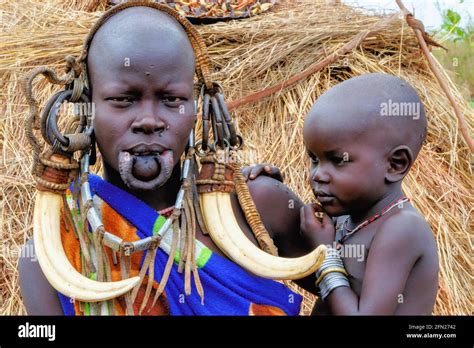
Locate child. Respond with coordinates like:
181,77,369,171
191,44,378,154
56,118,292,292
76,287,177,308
246,73,439,315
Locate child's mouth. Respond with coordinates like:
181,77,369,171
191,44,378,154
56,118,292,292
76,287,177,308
314,191,336,204
118,149,174,191
316,195,335,204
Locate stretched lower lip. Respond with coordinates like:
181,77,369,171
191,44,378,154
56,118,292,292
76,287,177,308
316,195,335,203
118,149,174,190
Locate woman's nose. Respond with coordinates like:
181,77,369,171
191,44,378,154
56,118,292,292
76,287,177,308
132,117,166,135
131,104,166,135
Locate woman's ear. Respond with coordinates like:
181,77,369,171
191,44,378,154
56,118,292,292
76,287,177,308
88,129,97,166
385,145,413,183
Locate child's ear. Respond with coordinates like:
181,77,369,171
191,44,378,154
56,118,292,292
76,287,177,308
385,145,413,183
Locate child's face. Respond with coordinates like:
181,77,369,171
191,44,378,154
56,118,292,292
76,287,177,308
303,115,388,217
90,36,195,188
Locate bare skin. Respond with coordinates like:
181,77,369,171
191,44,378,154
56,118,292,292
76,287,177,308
18,7,313,315
307,207,439,315
249,74,439,315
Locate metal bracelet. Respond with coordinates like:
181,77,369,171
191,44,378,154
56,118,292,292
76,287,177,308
316,247,350,300
315,248,345,278
319,273,350,300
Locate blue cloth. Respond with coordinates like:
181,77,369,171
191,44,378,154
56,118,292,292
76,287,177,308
58,174,302,315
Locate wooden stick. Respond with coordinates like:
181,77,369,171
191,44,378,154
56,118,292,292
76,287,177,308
395,0,474,153
225,12,400,111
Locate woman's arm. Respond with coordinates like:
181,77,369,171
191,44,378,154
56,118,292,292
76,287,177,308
18,238,64,315
245,175,320,294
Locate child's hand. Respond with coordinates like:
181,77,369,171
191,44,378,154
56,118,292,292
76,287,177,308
241,164,284,182
300,203,335,247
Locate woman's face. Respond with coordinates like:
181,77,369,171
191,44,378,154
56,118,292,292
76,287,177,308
88,12,196,191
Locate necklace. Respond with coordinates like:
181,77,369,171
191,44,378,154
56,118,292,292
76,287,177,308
337,196,410,245
157,205,175,218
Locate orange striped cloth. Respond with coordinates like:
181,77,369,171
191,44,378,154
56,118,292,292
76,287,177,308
60,195,169,315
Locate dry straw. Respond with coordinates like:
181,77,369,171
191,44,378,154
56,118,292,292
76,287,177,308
0,0,472,315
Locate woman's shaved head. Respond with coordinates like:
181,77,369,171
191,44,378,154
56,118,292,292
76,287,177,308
87,6,195,90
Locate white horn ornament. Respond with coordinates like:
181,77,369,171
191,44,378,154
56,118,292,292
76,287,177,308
200,191,326,280
33,190,140,302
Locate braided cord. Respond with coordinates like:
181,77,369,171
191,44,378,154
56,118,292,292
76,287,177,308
232,159,278,256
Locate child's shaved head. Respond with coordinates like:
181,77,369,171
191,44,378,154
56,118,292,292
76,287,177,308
304,73,428,217
305,73,427,158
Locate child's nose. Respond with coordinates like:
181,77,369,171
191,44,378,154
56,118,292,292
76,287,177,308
312,165,330,183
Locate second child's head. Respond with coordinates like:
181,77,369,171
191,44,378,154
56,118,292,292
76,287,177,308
303,73,427,217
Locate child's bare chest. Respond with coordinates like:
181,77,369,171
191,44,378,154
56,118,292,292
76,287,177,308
335,220,382,295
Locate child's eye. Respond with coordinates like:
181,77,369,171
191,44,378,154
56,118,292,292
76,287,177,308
307,153,319,165
331,156,346,166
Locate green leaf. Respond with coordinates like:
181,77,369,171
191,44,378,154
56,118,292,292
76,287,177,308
455,27,466,37
446,9,461,25
441,23,451,31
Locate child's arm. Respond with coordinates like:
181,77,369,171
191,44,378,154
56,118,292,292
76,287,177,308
301,205,425,315
244,175,323,294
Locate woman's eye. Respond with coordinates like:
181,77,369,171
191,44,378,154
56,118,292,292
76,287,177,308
107,96,133,104
163,96,184,105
